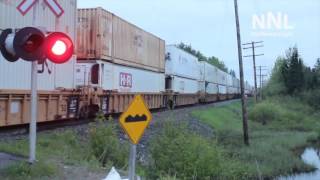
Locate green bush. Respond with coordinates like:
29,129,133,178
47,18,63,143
1,161,57,179
300,89,320,109
148,121,223,179
159,175,178,180
95,111,106,121
249,96,319,131
249,102,280,125
89,121,128,168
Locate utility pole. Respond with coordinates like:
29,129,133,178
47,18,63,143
256,66,267,101
243,41,264,103
260,75,267,100
233,0,249,145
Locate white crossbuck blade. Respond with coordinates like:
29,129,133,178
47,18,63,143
17,0,64,17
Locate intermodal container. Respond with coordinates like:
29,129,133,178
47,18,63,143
77,8,165,73
75,61,165,93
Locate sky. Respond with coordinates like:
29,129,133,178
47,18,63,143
78,0,320,85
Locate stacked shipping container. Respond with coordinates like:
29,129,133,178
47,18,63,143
201,61,219,94
75,62,165,93
165,45,200,94
76,8,166,93
77,8,165,73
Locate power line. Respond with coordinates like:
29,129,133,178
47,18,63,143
243,54,264,57
242,41,264,45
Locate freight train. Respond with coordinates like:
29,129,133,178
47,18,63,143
0,3,253,127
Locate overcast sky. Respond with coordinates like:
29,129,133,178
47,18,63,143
78,0,320,85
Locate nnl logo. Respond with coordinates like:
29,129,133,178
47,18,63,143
252,12,294,30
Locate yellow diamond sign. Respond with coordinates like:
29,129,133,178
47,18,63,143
119,94,152,144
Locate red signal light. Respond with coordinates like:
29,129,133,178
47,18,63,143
45,32,73,64
51,40,67,56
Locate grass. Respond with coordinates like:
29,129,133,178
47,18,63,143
1,97,318,179
147,121,250,180
0,161,57,180
193,101,244,139
0,130,100,179
0,120,128,179
192,97,320,179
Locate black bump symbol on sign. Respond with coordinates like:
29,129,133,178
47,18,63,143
125,114,147,123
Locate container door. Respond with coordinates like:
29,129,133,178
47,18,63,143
75,65,88,87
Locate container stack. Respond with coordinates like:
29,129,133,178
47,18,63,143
76,8,166,93
76,8,165,72
165,45,200,94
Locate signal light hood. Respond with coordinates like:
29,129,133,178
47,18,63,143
0,29,19,62
13,27,45,61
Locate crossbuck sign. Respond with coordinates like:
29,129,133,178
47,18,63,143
17,0,64,17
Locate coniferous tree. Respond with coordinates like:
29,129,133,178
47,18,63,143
229,69,236,77
282,47,305,94
314,58,320,87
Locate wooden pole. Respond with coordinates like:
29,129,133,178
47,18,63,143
252,42,258,103
259,66,262,100
233,0,249,145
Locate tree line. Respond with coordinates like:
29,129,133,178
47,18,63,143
265,46,320,108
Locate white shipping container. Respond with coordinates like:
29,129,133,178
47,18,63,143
165,45,200,80
218,85,227,94
203,61,219,84
167,76,199,94
227,87,237,94
198,61,205,82
76,61,165,93
232,77,239,88
226,74,233,87
0,0,77,90
0,56,76,90
206,82,219,94
218,71,228,86
198,81,205,94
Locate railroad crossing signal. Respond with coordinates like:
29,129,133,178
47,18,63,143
0,27,74,64
119,94,152,144
17,0,64,17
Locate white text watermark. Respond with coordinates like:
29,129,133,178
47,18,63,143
251,12,295,38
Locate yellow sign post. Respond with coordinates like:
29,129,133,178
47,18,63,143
119,94,152,180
